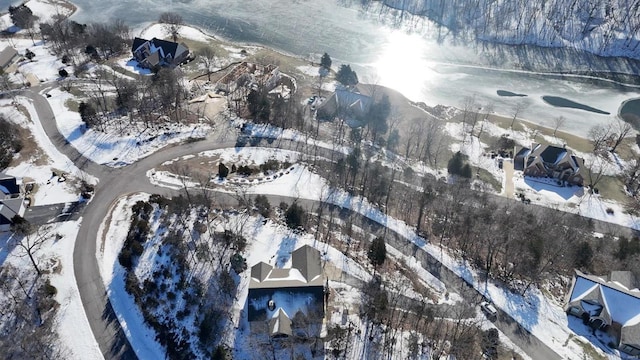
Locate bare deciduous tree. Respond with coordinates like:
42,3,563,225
158,12,183,42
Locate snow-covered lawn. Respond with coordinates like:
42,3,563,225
1,98,93,205
444,120,640,230
114,57,152,76
0,0,74,28
0,37,69,84
136,23,214,43
46,88,212,167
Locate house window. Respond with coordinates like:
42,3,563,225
568,307,582,316
620,344,640,355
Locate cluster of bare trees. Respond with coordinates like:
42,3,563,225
78,67,191,131
367,0,640,56
40,16,130,65
0,220,65,358
585,118,637,194
0,264,64,359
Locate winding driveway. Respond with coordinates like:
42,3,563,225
22,87,568,360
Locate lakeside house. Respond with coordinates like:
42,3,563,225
514,143,584,186
247,245,325,339
565,270,640,356
215,62,281,95
131,37,190,69
316,87,372,121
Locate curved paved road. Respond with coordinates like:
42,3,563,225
22,87,567,360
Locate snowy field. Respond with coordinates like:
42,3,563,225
136,23,214,43
46,88,212,167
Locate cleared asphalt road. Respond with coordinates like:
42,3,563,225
25,87,568,360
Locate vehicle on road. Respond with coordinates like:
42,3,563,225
481,301,498,321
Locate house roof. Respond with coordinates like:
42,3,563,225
609,271,637,290
268,308,292,337
535,144,567,165
317,89,372,119
249,245,324,289
292,245,322,283
132,37,188,66
0,198,24,225
0,46,18,69
569,270,640,345
131,37,147,53
0,173,19,196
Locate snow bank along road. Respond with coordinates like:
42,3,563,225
23,86,621,360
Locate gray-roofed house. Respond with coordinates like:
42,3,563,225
518,143,584,186
565,270,640,356
131,37,190,70
0,197,25,232
0,46,19,71
0,173,21,199
317,88,372,121
247,245,325,339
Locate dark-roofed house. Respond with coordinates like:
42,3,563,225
517,143,584,186
0,197,25,232
0,173,21,199
247,245,325,339
317,88,372,121
131,37,189,70
565,270,640,356
0,46,19,71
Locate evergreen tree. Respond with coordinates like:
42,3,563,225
218,163,229,179
336,64,358,86
368,236,387,268
320,52,332,70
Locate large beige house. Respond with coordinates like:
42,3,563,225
247,245,325,339
514,144,584,186
565,270,640,356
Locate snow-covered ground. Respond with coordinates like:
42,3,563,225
46,88,212,167
136,23,214,43
0,0,74,29
1,98,94,205
443,121,640,230
96,193,166,360
0,220,103,360
47,220,104,360
148,144,619,359
0,37,69,85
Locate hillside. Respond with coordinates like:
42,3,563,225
373,0,640,59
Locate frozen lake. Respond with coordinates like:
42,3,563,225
3,0,640,136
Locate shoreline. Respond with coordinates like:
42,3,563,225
59,2,639,141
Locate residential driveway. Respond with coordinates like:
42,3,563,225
503,159,515,199
24,201,84,225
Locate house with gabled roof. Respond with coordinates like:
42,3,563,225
0,197,25,232
131,37,190,70
565,270,640,356
0,46,19,72
317,87,372,121
247,245,325,339
515,143,584,186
